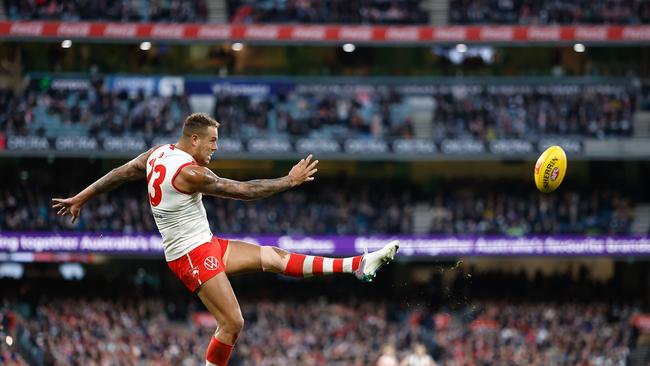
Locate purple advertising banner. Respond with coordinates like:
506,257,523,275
1,233,650,257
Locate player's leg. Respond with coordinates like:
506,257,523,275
223,239,399,281
221,240,267,275
197,272,244,366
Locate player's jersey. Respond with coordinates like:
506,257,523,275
146,144,213,261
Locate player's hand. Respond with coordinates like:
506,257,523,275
287,154,319,187
51,196,83,224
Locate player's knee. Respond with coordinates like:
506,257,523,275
260,246,288,273
215,313,244,344
223,313,244,336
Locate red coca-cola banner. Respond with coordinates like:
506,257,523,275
2,21,650,43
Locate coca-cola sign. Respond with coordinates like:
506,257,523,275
1,22,650,43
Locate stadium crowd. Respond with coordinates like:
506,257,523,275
6,0,650,25
0,83,636,141
7,270,637,366
430,85,634,139
0,307,21,366
0,87,190,140
3,0,207,23
228,0,428,24
449,0,650,25
1,178,634,235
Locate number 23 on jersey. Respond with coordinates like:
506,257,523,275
147,158,167,206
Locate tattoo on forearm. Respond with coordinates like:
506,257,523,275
241,177,293,199
91,168,132,195
91,162,145,195
204,172,292,200
74,151,148,205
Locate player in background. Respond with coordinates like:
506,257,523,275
52,113,399,366
400,343,437,366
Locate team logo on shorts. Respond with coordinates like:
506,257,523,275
190,266,200,278
550,167,560,181
204,256,220,271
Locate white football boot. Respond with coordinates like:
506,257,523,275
355,240,400,282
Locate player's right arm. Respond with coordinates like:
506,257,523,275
175,154,319,201
51,145,161,223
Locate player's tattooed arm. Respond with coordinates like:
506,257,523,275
89,147,154,194
201,172,294,201
52,145,161,223
179,155,319,200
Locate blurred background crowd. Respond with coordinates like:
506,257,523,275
0,178,635,235
0,82,637,140
5,0,650,25
3,0,207,22
448,0,650,25
2,266,642,366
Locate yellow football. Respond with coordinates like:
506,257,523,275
534,145,567,193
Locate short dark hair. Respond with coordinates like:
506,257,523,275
182,113,220,137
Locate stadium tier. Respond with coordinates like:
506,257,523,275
3,0,207,23
4,0,650,25
3,264,646,366
0,178,635,236
1,78,636,138
0,76,643,159
10,298,635,366
228,0,428,24
449,0,650,25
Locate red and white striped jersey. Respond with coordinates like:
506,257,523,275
146,144,213,261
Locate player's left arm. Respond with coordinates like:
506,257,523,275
51,145,160,223
176,154,319,201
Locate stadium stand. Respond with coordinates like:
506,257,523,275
16,299,633,365
227,0,428,24
5,0,650,25
3,0,207,22
0,81,636,140
0,307,22,366
448,0,650,25
4,269,640,366
1,178,634,235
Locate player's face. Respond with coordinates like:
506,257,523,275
196,126,218,166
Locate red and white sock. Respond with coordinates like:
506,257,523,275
283,254,362,277
206,336,234,366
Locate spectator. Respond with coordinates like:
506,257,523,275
377,344,399,366
400,343,437,366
